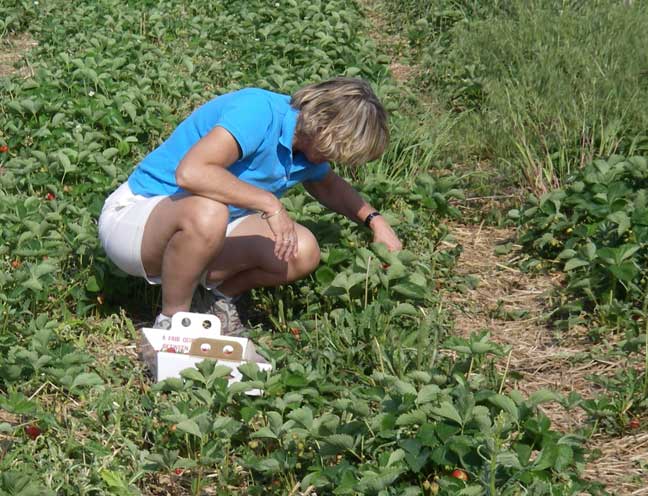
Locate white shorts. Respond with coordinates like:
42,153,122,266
98,182,249,284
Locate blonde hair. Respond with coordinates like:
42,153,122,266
291,77,389,166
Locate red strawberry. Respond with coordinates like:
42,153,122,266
0,145,8,153
11,259,22,269
451,469,468,481
25,424,42,440
174,468,183,475
45,192,56,201
629,418,640,429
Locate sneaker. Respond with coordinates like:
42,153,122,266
191,287,248,337
153,315,172,330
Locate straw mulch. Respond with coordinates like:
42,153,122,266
0,33,37,79
443,222,648,495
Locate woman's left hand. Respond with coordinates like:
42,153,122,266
370,216,402,252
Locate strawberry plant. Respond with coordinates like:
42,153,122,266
0,0,613,493
511,156,648,331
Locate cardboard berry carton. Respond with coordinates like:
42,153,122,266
139,312,272,389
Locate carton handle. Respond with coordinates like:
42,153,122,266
171,312,221,334
189,338,244,360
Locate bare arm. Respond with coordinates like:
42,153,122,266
175,126,281,214
176,126,297,261
304,170,402,251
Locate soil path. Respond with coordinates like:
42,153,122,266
445,223,648,495
0,33,37,78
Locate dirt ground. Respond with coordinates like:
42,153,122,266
0,32,37,78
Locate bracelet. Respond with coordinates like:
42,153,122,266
364,211,381,227
260,206,284,220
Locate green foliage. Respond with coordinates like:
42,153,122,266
511,155,648,331
0,0,609,493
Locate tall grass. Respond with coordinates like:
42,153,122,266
383,0,648,194
357,113,457,182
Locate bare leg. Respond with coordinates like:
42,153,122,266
204,214,321,296
140,193,320,316
140,194,229,316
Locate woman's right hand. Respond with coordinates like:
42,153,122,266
264,207,298,262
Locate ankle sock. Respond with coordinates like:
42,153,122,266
154,313,171,326
210,288,235,302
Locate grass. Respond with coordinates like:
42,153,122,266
382,0,648,194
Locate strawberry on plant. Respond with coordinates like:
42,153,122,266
451,469,468,481
45,192,56,201
24,424,42,440
629,418,640,429
174,468,183,475
0,145,8,153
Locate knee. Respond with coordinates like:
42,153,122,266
294,227,320,276
179,196,229,247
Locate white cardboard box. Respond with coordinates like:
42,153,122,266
140,312,272,388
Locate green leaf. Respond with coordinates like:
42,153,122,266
102,148,119,160
607,211,630,236
392,282,427,300
488,394,519,422
315,265,336,285
179,368,205,384
182,56,195,74
176,419,203,438
85,275,101,292
22,278,43,292
396,409,427,426
33,263,57,278
287,407,313,429
532,442,558,471
496,451,523,469
58,151,73,171
256,457,281,473
323,433,354,450
238,361,260,380
430,401,463,425
391,303,419,317
609,261,638,282
71,372,103,389
386,448,406,467
564,258,589,271
209,364,235,379
122,102,137,121
250,427,278,439
527,389,560,407
100,469,132,493
557,249,577,259
393,379,417,396
229,381,257,394
458,486,485,496
416,384,440,404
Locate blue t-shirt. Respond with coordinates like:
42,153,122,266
128,88,330,220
